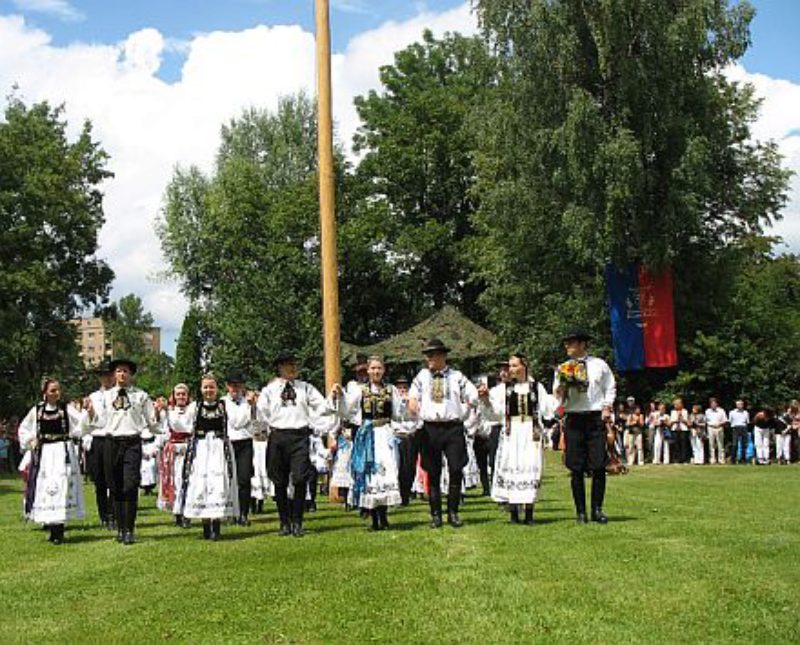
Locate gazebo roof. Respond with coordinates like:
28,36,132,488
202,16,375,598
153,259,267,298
341,305,501,365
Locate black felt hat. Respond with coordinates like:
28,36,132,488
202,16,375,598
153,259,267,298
225,368,247,384
93,360,113,375
562,328,593,343
109,358,138,375
394,375,410,386
273,350,298,367
422,338,451,354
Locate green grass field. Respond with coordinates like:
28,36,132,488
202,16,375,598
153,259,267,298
1,454,798,643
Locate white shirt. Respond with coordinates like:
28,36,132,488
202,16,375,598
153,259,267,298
86,388,110,437
481,379,557,425
95,385,160,438
553,356,616,413
409,366,479,423
705,407,728,428
669,409,689,431
257,378,328,431
221,394,256,441
728,409,750,427
18,403,88,449
163,406,194,436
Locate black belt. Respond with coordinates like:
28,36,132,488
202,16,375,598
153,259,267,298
39,434,69,444
194,430,227,439
423,420,461,427
270,426,310,433
112,435,142,443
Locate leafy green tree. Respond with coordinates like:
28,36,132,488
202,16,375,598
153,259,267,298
0,97,113,416
159,95,326,385
103,293,154,359
353,30,497,323
470,0,791,376
173,308,204,396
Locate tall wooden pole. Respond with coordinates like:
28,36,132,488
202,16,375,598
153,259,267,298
316,0,341,392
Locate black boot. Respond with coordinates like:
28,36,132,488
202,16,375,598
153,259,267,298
49,524,65,545
524,505,535,526
291,492,305,537
175,514,183,527
122,501,135,545
378,506,390,530
370,508,381,531
429,485,443,528
447,482,463,528
202,520,211,540
591,471,607,515
571,470,587,522
275,487,292,536
509,505,520,524
211,519,221,541
115,501,125,543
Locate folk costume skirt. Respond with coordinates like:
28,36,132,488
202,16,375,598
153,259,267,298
26,441,85,525
492,419,544,505
250,439,274,501
350,421,402,510
182,434,239,520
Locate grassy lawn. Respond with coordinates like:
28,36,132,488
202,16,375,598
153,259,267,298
1,453,798,643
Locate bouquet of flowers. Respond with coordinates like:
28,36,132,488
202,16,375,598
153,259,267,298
557,359,589,392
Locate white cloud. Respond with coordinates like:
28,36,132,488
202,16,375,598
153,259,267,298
0,5,477,354
11,0,84,22
726,64,800,253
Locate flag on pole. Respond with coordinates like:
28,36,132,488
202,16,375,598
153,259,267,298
606,263,678,371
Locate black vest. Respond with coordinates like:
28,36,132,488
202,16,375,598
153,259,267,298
360,384,393,421
38,403,70,442
194,401,227,438
505,381,538,419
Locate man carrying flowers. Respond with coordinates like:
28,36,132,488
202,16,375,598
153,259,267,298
553,329,616,524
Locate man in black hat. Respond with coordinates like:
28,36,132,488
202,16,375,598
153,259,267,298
408,338,479,528
256,351,328,537
84,361,116,529
86,358,163,544
222,368,257,527
553,329,616,524
392,375,419,506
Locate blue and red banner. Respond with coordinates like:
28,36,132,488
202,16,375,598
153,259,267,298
605,263,677,371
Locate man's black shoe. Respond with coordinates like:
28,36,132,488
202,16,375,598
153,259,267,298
447,512,464,528
591,509,609,524
279,522,292,537
576,512,589,524
430,514,443,529
122,531,135,545
292,523,305,538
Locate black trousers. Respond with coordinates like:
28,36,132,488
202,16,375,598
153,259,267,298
473,434,491,492
676,430,691,463
104,436,142,531
564,412,607,514
488,424,502,477
419,421,467,515
397,433,419,504
267,429,312,524
232,439,254,515
88,435,113,521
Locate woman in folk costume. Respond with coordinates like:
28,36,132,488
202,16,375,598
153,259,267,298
158,383,194,528
479,354,556,525
139,429,159,495
250,423,272,515
331,355,408,531
181,374,242,541
18,377,88,544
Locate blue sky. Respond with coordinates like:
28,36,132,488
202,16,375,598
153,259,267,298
3,0,798,83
